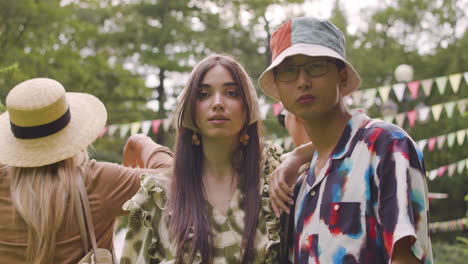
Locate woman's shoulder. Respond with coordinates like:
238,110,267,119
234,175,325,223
261,143,284,176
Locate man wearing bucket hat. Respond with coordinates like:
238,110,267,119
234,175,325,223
261,17,432,263
0,78,173,263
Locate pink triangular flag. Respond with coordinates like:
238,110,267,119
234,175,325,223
98,126,108,138
152,119,162,134
272,103,283,116
407,81,420,99
431,104,443,121
406,110,418,127
449,73,462,94
395,113,406,127
378,85,391,104
393,83,406,102
428,137,437,151
437,135,446,150
437,165,448,177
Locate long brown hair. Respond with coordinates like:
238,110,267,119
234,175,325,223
169,54,262,264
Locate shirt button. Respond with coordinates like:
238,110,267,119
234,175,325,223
334,204,340,211
310,191,316,196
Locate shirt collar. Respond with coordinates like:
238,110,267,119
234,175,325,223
330,109,370,160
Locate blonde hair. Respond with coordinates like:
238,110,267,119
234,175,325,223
9,150,89,264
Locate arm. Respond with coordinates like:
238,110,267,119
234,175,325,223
391,236,421,264
269,141,315,217
123,134,173,169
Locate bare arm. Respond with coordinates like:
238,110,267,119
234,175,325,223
391,236,421,264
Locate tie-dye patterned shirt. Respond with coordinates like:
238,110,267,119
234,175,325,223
290,110,433,264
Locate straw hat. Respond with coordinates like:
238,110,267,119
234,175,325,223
0,78,107,167
259,17,361,101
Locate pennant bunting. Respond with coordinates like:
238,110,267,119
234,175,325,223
141,120,152,135
395,113,406,127
437,135,446,150
393,83,406,102
447,133,456,148
120,124,130,138
448,73,462,93
437,165,448,177
260,104,270,120
98,126,108,138
428,137,437,152
456,130,466,145
364,88,377,106
435,76,447,95
444,102,456,118
421,78,433,96
152,119,162,135
130,122,141,135
428,170,437,180
352,91,363,106
418,106,431,122
431,104,443,121
448,164,456,177
272,103,283,116
406,110,418,127
417,139,427,151
108,125,118,136
407,81,420,99
378,85,391,104
457,99,467,115
464,72,468,85
457,160,465,174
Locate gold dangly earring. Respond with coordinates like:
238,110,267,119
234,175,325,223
192,132,200,146
240,132,249,146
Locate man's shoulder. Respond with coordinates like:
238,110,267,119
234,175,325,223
360,119,411,142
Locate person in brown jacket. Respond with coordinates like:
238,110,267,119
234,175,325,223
0,78,173,264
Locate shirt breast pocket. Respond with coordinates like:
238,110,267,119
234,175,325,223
320,202,362,237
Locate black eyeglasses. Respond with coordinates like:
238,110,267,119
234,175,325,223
275,59,337,82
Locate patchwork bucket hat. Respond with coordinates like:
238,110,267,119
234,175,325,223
0,78,107,167
259,17,361,101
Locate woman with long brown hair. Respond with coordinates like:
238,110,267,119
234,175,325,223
0,78,173,264
120,54,301,263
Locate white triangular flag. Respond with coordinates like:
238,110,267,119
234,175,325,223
464,72,468,85
431,104,443,121
130,122,141,135
421,79,433,96
418,106,431,122
260,104,270,120
395,113,406,127
447,133,456,147
162,117,172,132
378,85,391,104
457,160,465,174
457,99,467,115
393,83,406,102
428,170,437,180
417,139,427,151
448,164,457,177
383,115,394,124
108,125,118,136
437,135,446,150
449,73,462,93
352,90,363,106
456,130,466,145
435,76,447,95
120,124,130,138
363,88,377,108
444,101,456,118
141,120,152,135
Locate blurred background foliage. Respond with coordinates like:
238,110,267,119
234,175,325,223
1,0,467,261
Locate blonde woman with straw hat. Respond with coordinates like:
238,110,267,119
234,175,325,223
0,78,173,264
